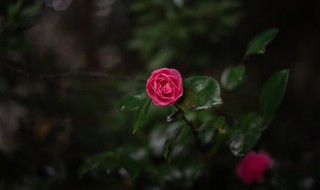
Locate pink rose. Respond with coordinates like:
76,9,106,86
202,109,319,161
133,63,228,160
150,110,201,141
146,68,183,106
235,151,273,184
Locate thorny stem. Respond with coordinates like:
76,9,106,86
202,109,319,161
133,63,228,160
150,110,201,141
174,104,208,161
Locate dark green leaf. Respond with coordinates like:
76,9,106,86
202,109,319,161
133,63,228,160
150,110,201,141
178,76,223,111
133,98,151,134
246,28,279,55
229,112,263,156
78,152,120,178
259,69,289,118
119,91,148,112
220,64,246,91
164,126,182,159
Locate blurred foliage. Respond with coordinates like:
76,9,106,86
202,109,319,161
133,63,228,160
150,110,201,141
128,0,242,70
0,0,40,52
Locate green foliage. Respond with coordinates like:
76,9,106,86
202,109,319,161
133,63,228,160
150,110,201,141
1,0,40,52
79,151,120,178
119,91,148,112
129,0,242,69
133,98,151,134
246,28,279,55
220,64,246,91
79,150,143,178
91,27,288,189
178,76,223,111
260,69,289,118
229,112,264,156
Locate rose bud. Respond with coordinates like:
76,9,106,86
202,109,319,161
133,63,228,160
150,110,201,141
235,151,273,184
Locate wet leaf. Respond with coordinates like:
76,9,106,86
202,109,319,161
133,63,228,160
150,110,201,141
178,76,222,111
229,112,263,157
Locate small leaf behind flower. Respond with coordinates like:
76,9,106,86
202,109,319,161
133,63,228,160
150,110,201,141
133,98,151,134
178,76,222,111
119,91,148,112
246,28,279,55
220,64,246,91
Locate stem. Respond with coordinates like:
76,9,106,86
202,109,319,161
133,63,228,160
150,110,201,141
174,104,208,160
239,53,249,65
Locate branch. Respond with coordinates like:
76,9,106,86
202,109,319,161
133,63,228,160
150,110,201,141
5,65,146,83
34,72,146,83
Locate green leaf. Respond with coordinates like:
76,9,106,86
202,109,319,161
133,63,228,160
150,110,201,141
133,98,151,134
246,28,279,55
229,112,263,157
119,91,148,112
163,126,182,159
260,69,289,118
178,76,223,111
78,152,120,178
220,64,246,91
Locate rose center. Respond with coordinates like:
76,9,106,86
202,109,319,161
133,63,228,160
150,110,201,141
159,82,173,95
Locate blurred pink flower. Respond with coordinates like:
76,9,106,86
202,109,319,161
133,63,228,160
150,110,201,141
146,68,183,106
235,151,273,184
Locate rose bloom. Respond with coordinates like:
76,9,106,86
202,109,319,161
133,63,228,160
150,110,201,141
146,68,183,106
235,151,273,184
